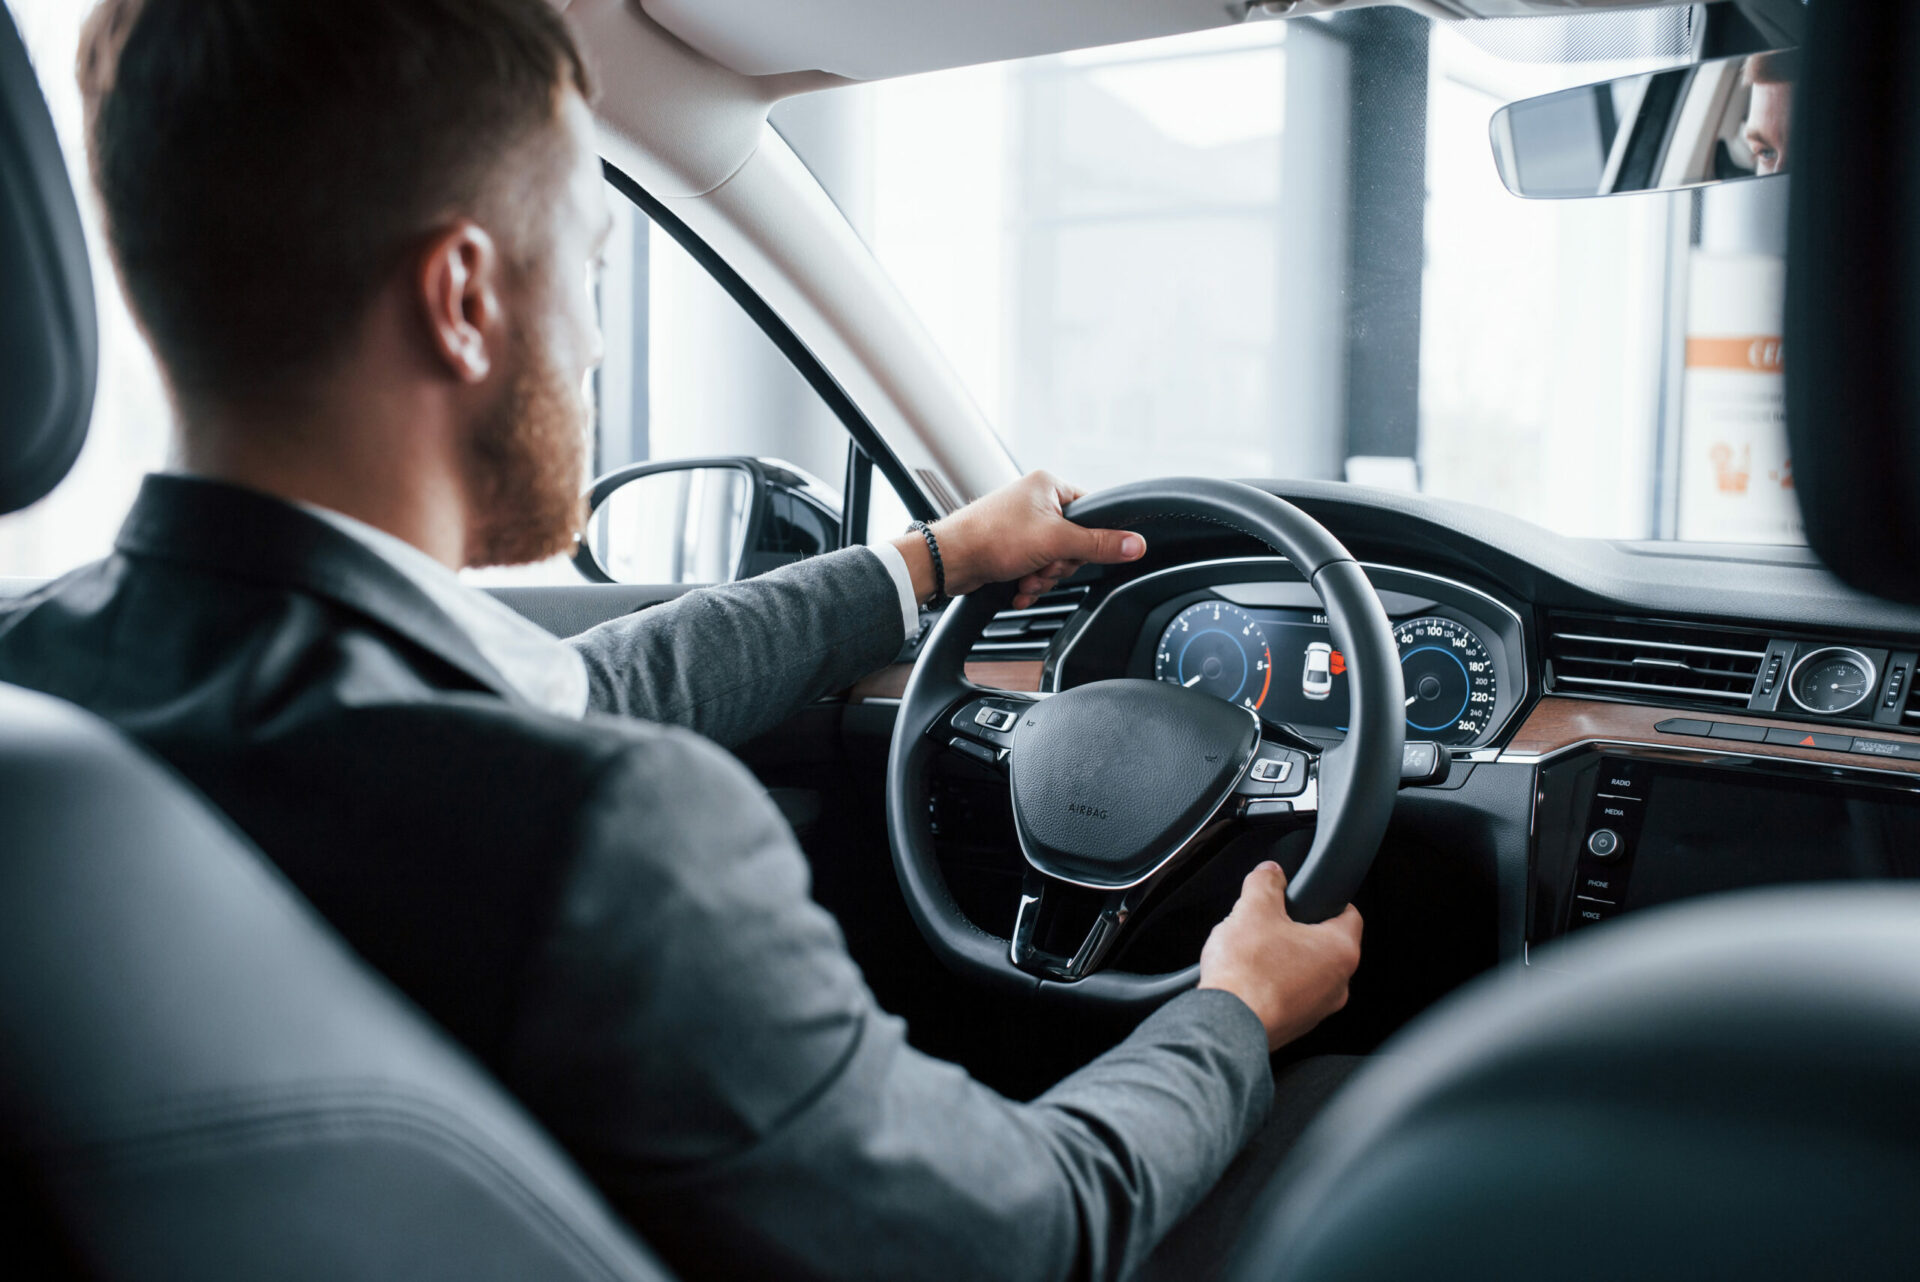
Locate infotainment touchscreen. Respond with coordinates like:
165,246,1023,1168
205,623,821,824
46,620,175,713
1601,763,1920,917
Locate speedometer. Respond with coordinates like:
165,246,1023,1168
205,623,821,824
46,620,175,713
1155,601,1272,712
1394,617,1497,746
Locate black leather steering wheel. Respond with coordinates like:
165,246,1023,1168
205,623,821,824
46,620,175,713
885,478,1405,1009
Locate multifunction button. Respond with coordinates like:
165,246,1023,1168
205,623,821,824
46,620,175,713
1762,727,1852,751
1852,738,1920,762
1567,758,1648,933
973,706,1019,733
1236,746,1308,798
1655,718,1920,764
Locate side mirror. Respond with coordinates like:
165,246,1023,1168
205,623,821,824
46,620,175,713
572,457,843,585
1491,48,1799,199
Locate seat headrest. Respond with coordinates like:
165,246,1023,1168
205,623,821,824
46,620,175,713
0,6,97,517
1785,2,1920,604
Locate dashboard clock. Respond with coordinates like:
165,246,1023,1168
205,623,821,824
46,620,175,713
1788,647,1876,715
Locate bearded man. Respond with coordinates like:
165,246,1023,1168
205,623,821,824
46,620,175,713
0,2,1365,1279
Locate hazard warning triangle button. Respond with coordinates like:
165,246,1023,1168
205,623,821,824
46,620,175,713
1764,727,1854,752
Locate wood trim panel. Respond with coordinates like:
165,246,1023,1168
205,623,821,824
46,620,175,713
849,660,1043,704
1506,696,1920,776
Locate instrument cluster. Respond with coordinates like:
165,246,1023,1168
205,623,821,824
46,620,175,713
1052,558,1529,755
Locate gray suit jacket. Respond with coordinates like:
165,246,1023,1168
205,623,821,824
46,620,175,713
0,475,1274,1282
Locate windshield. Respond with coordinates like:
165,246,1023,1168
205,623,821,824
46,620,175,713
773,5,1797,545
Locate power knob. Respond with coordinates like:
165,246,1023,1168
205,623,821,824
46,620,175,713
1586,828,1622,861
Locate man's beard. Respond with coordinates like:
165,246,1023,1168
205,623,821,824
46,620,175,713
462,332,590,568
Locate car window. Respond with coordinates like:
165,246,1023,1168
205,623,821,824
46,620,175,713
467,182,915,586
0,0,910,586
773,6,1797,546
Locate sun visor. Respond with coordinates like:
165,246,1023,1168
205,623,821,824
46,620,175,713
1784,1,1920,606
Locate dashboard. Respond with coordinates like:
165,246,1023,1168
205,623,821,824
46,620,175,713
1044,557,1527,758
884,480,1920,1032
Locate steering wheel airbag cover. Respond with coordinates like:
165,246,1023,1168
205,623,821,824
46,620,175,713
1009,680,1259,888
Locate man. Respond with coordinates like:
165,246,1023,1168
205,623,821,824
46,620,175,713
1744,49,1798,177
0,2,1364,1279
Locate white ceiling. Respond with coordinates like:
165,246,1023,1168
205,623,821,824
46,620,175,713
638,0,1703,82
639,0,1248,81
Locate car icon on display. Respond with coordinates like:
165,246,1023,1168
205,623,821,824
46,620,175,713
1303,642,1334,701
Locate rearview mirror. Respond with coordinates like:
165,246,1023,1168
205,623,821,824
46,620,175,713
571,457,843,586
1491,49,1799,199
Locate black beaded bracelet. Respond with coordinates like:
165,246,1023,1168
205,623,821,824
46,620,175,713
906,520,949,609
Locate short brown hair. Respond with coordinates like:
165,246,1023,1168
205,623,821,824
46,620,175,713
79,0,591,404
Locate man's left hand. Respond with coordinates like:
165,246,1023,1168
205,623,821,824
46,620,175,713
892,471,1147,611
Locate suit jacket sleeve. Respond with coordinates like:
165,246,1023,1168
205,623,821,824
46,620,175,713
568,546,905,747
504,727,1275,1282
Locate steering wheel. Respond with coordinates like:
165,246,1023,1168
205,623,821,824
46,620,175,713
885,478,1405,1009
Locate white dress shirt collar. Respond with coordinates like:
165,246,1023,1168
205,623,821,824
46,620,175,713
300,505,591,720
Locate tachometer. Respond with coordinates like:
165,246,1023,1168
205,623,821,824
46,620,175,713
1394,617,1497,746
1155,601,1272,712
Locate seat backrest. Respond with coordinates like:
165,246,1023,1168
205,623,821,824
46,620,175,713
0,8,671,1279
0,685,673,1281
0,0,93,517
1785,0,1920,602
1225,887,1920,1281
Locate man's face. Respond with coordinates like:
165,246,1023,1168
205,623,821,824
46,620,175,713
1745,81,1793,177
463,88,614,568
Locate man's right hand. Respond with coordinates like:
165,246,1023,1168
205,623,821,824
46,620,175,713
1198,862,1363,1052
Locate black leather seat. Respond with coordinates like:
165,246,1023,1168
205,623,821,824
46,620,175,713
0,9,671,1278
1226,4,1920,1277
1226,887,1920,1280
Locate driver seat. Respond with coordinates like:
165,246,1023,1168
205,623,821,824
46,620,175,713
0,10,671,1278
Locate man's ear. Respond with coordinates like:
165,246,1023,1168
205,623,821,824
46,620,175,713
417,221,503,384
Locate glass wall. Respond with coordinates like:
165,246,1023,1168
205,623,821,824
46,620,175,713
776,8,1796,544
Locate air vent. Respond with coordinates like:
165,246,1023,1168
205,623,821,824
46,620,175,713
1546,615,1767,709
968,584,1090,662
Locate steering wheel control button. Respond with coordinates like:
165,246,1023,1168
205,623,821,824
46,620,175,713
1586,828,1623,860
950,700,1019,748
1763,727,1854,752
1244,799,1294,821
1236,745,1308,798
1654,718,1714,737
1250,757,1291,783
974,706,1018,732
948,737,998,767
1707,721,1767,743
